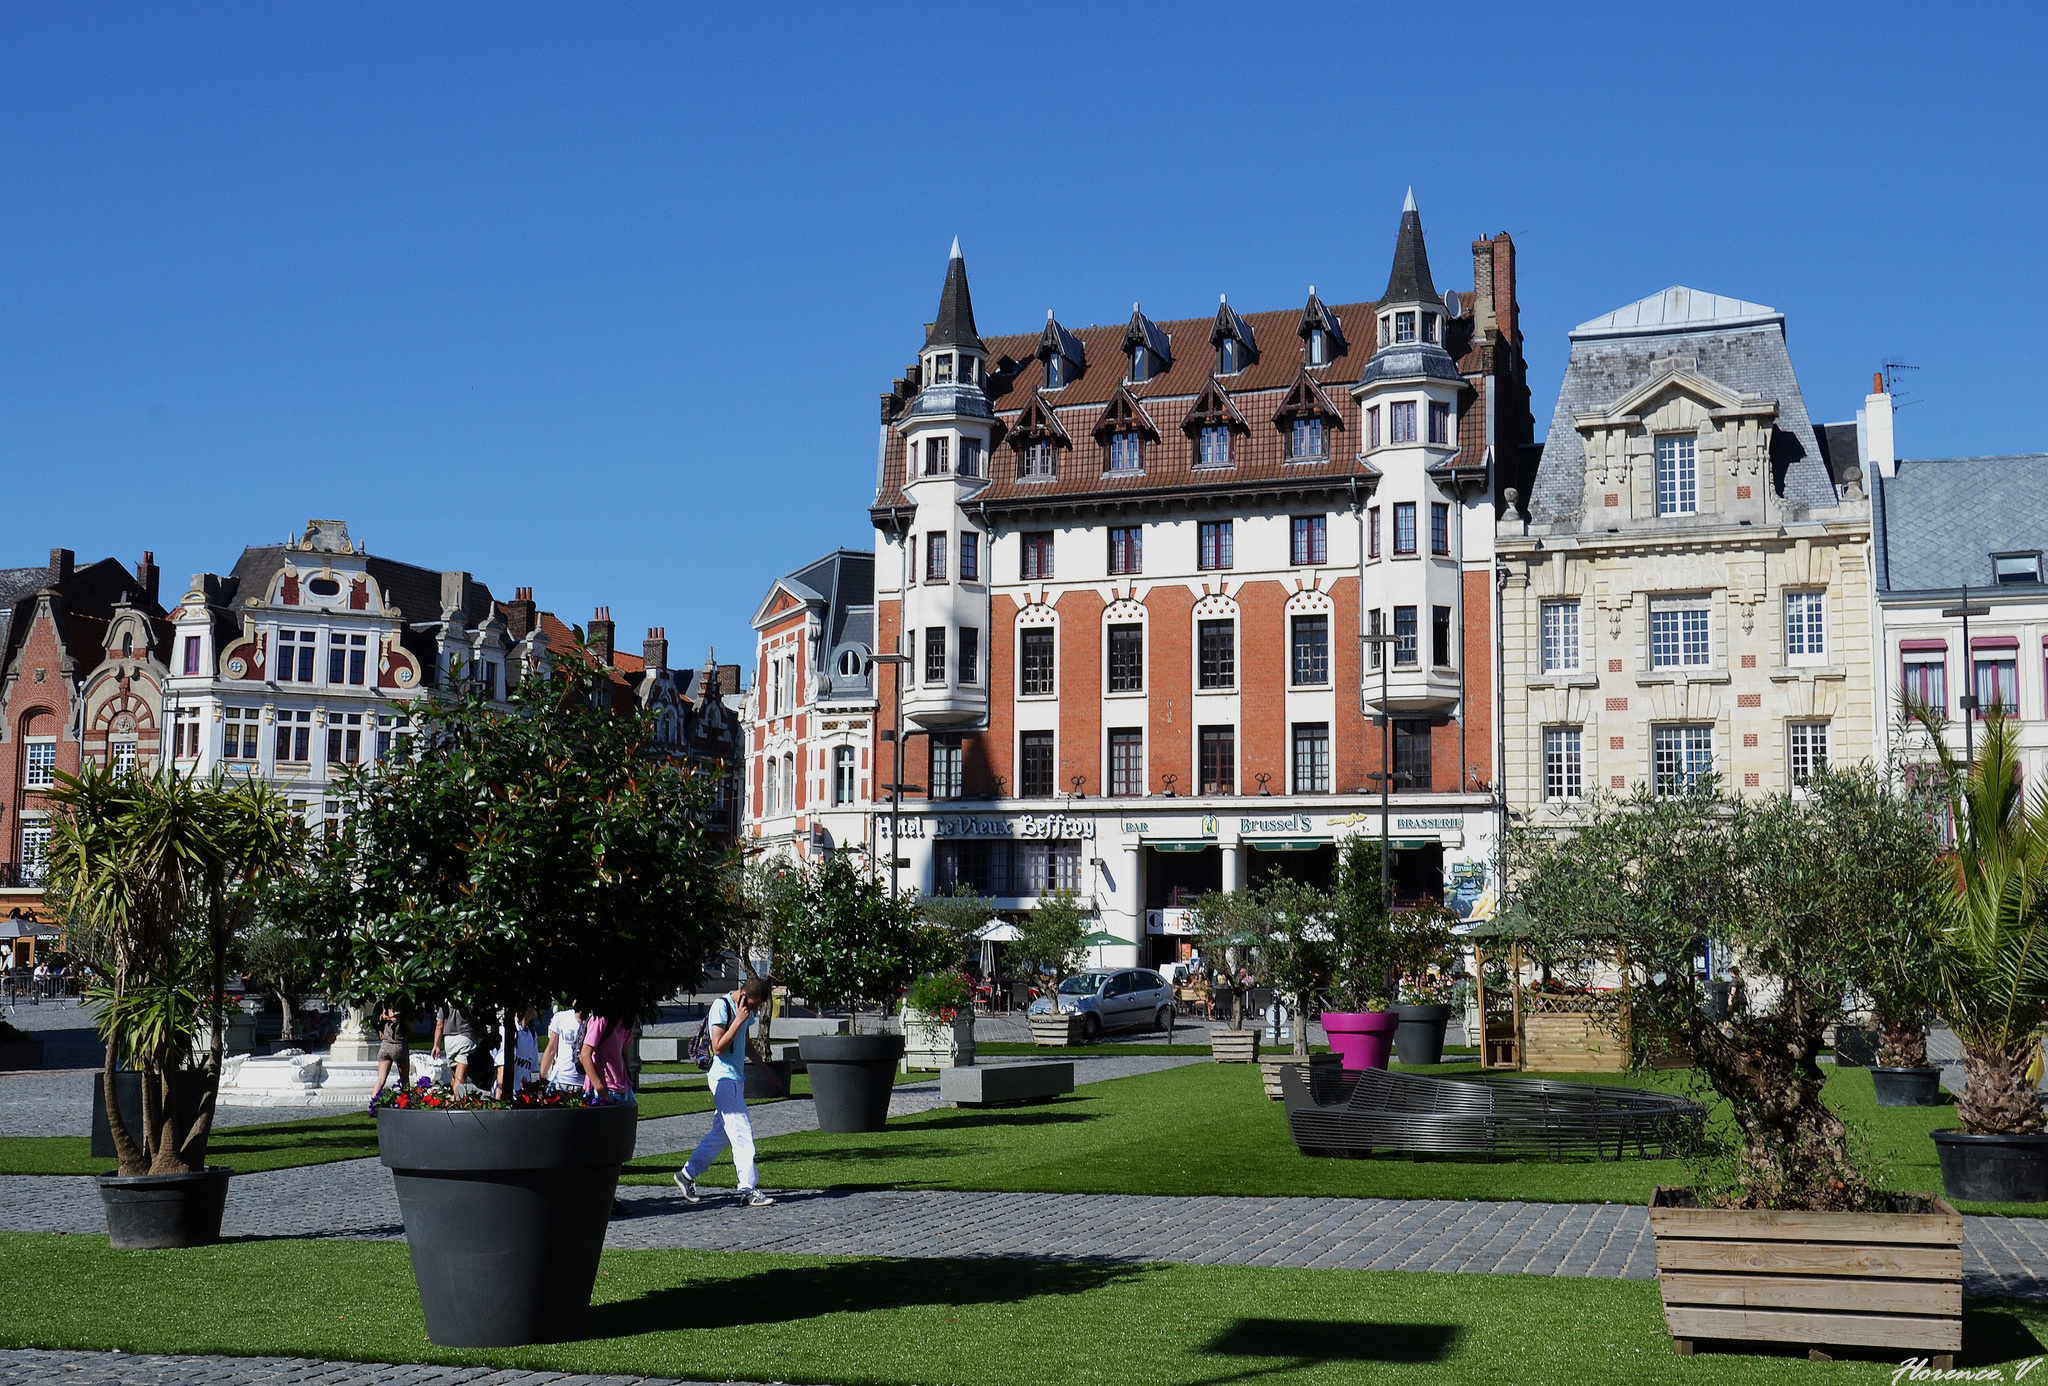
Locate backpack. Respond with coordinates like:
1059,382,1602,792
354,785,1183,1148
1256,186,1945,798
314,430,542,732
687,997,729,1071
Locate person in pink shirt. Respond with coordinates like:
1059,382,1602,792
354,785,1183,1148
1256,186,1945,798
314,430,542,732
579,1009,634,1100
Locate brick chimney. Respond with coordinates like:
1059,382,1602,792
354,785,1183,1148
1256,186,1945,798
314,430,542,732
643,626,668,673
136,551,159,606
504,587,538,640
48,548,73,587
589,606,615,665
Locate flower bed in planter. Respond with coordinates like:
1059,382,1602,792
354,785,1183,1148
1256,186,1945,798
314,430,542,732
1649,1186,1962,1366
377,1096,638,1348
903,1006,975,1070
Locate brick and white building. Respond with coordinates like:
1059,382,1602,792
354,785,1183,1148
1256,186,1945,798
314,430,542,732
816,196,1532,967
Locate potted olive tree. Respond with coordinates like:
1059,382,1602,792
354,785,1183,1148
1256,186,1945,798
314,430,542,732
1912,712,2048,1199
42,765,296,1249
281,645,728,1348
772,853,946,1131
1513,769,1962,1362
1390,903,1461,1066
1320,837,1399,1071
1016,889,1091,1047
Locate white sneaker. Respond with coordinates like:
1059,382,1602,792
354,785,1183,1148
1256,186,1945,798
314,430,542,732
674,1171,701,1203
743,1189,776,1207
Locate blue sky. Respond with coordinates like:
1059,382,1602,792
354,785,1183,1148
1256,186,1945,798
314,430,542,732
4,3,2043,673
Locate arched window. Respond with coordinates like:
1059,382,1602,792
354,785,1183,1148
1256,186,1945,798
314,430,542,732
783,754,796,813
765,756,779,815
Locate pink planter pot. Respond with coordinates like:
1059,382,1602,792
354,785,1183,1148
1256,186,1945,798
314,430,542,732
1321,1011,1399,1071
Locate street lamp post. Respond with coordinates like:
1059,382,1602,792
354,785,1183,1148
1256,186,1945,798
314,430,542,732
1942,583,1990,767
870,651,911,901
1362,633,1398,907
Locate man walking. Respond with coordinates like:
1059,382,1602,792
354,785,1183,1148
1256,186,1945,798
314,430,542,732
675,976,775,1208
374,999,410,1091
431,1002,476,1091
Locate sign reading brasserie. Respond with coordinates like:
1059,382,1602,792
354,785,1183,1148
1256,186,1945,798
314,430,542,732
876,812,1096,841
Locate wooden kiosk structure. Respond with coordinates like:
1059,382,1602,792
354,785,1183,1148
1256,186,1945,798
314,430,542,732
1470,917,1648,1074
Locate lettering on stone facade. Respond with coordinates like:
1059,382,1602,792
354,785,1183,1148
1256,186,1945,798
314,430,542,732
876,812,1098,841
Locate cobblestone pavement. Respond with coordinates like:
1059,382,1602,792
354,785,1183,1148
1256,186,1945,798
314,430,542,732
0,1348,724,1385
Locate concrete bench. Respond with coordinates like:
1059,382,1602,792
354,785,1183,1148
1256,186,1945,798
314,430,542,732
940,1061,1074,1108
638,1036,682,1062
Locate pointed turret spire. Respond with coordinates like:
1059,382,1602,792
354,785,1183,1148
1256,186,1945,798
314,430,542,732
926,238,982,352
1382,189,1437,304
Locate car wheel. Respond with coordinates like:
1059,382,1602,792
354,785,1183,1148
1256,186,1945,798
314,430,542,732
1081,1014,1102,1044
1155,1006,1173,1034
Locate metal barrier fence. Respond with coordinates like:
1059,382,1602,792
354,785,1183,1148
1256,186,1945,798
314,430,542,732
1,973,83,1005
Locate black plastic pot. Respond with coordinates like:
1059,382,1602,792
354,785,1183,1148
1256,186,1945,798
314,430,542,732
377,1102,638,1348
97,1166,234,1249
1393,1004,1455,1067
745,1058,793,1100
1933,1129,2048,1203
1871,1065,1944,1107
91,1070,206,1159
799,1033,904,1133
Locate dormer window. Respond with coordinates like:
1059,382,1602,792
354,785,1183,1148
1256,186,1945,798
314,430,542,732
1200,426,1233,467
1290,418,1325,460
1045,355,1071,389
839,649,863,678
1421,314,1437,344
1994,553,2043,585
1217,338,1246,374
1307,329,1330,366
1655,436,1698,516
1395,312,1416,344
1129,346,1153,383
1108,431,1142,472
932,353,954,384
1020,440,1057,479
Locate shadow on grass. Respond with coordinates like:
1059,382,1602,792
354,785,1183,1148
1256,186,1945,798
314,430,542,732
1963,1302,2047,1367
901,1110,1098,1131
1189,1317,1460,1385
587,1256,1148,1335
627,1141,972,1176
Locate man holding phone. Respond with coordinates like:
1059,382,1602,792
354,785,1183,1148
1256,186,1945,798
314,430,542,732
675,975,775,1207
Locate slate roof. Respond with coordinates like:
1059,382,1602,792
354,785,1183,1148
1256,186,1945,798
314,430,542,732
926,239,982,353
1526,295,1837,525
1382,192,1438,303
1572,286,1781,339
0,556,164,687
0,567,51,660
1874,455,2048,594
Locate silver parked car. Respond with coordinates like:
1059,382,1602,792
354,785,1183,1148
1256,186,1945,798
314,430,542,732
1026,968,1175,1042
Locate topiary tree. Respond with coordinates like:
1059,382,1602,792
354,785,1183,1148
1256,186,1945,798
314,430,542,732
1327,836,1395,1012
1510,768,1948,1211
238,922,317,1043
1013,889,1089,1015
278,641,732,1101
771,853,948,1032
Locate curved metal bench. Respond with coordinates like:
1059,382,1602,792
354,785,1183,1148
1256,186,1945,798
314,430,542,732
1280,1064,1704,1162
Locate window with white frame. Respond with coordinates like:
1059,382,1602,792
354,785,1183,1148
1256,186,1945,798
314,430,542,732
23,740,56,788
223,708,260,760
1650,599,1712,669
1902,650,1947,713
1108,431,1142,472
1541,601,1581,674
1652,725,1713,796
1655,436,1698,516
1292,722,1330,795
1020,440,1057,479
1543,727,1583,800
1290,417,1324,459
928,737,960,801
1390,401,1417,443
276,710,312,763
19,821,50,885
1785,590,1826,664
836,745,859,805
110,740,136,773
1789,722,1829,786
1199,425,1232,467
765,755,779,815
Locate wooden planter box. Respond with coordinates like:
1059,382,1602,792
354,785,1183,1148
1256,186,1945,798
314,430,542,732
1029,1013,1083,1048
1259,1052,1338,1099
1210,1028,1260,1064
0,1040,44,1071
1649,1187,1962,1366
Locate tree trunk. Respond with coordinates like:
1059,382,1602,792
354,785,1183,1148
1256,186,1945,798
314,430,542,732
1292,991,1309,1058
178,906,231,1171
1958,1041,2046,1135
147,1067,192,1175
1696,1016,1869,1210
276,991,297,1042
102,1041,146,1178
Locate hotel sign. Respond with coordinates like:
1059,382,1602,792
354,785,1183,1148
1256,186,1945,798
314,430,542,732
877,813,1097,841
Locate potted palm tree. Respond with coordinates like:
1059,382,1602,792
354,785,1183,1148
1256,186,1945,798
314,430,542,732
1912,711,2048,1200
771,853,945,1131
1513,768,1962,1363
281,643,729,1348
1016,890,1090,1047
42,766,296,1249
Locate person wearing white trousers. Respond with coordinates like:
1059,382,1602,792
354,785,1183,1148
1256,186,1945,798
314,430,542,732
676,976,775,1208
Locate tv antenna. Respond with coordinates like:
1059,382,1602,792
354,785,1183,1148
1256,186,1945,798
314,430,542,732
1881,359,1920,409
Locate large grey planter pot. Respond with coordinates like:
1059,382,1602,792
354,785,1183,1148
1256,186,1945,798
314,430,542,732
744,1059,793,1101
1933,1129,2048,1204
799,1034,903,1133
377,1102,638,1348
97,1166,234,1249
1393,1005,1455,1067
90,1070,206,1159
1871,1065,1944,1107
0,1040,43,1071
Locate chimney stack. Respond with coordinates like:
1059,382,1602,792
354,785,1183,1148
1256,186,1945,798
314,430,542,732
504,586,538,640
48,549,73,587
1859,372,1897,480
643,627,669,673
439,571,471,620
589,606,615,665
136,551,159,606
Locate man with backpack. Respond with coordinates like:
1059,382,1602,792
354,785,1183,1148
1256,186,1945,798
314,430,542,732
675,976,775,1208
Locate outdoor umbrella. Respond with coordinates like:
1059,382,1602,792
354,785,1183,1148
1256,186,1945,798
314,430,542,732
1077,929,1122,965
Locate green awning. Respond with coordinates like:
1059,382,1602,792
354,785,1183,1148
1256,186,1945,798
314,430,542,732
1390,839,1435,850
1143,840,1217,853
1247,838,1330,852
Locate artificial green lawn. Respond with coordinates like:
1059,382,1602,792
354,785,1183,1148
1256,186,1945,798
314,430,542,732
629,1057,2048,1216
2,1233,2040,1382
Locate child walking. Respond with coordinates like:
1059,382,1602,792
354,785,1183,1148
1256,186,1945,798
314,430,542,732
675,976,775,1208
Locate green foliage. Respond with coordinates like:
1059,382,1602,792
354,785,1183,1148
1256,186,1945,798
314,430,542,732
906,971,973,1025
238,923,316,1041
1508,768,1949,1210
41,764,298,1176
771,853,948,1025
1909,708,2048,1134
917,885,994,955
278,644,732,1038
1012,889,1089,1012
1327,837,1395,1012
1191,878,1334,1046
